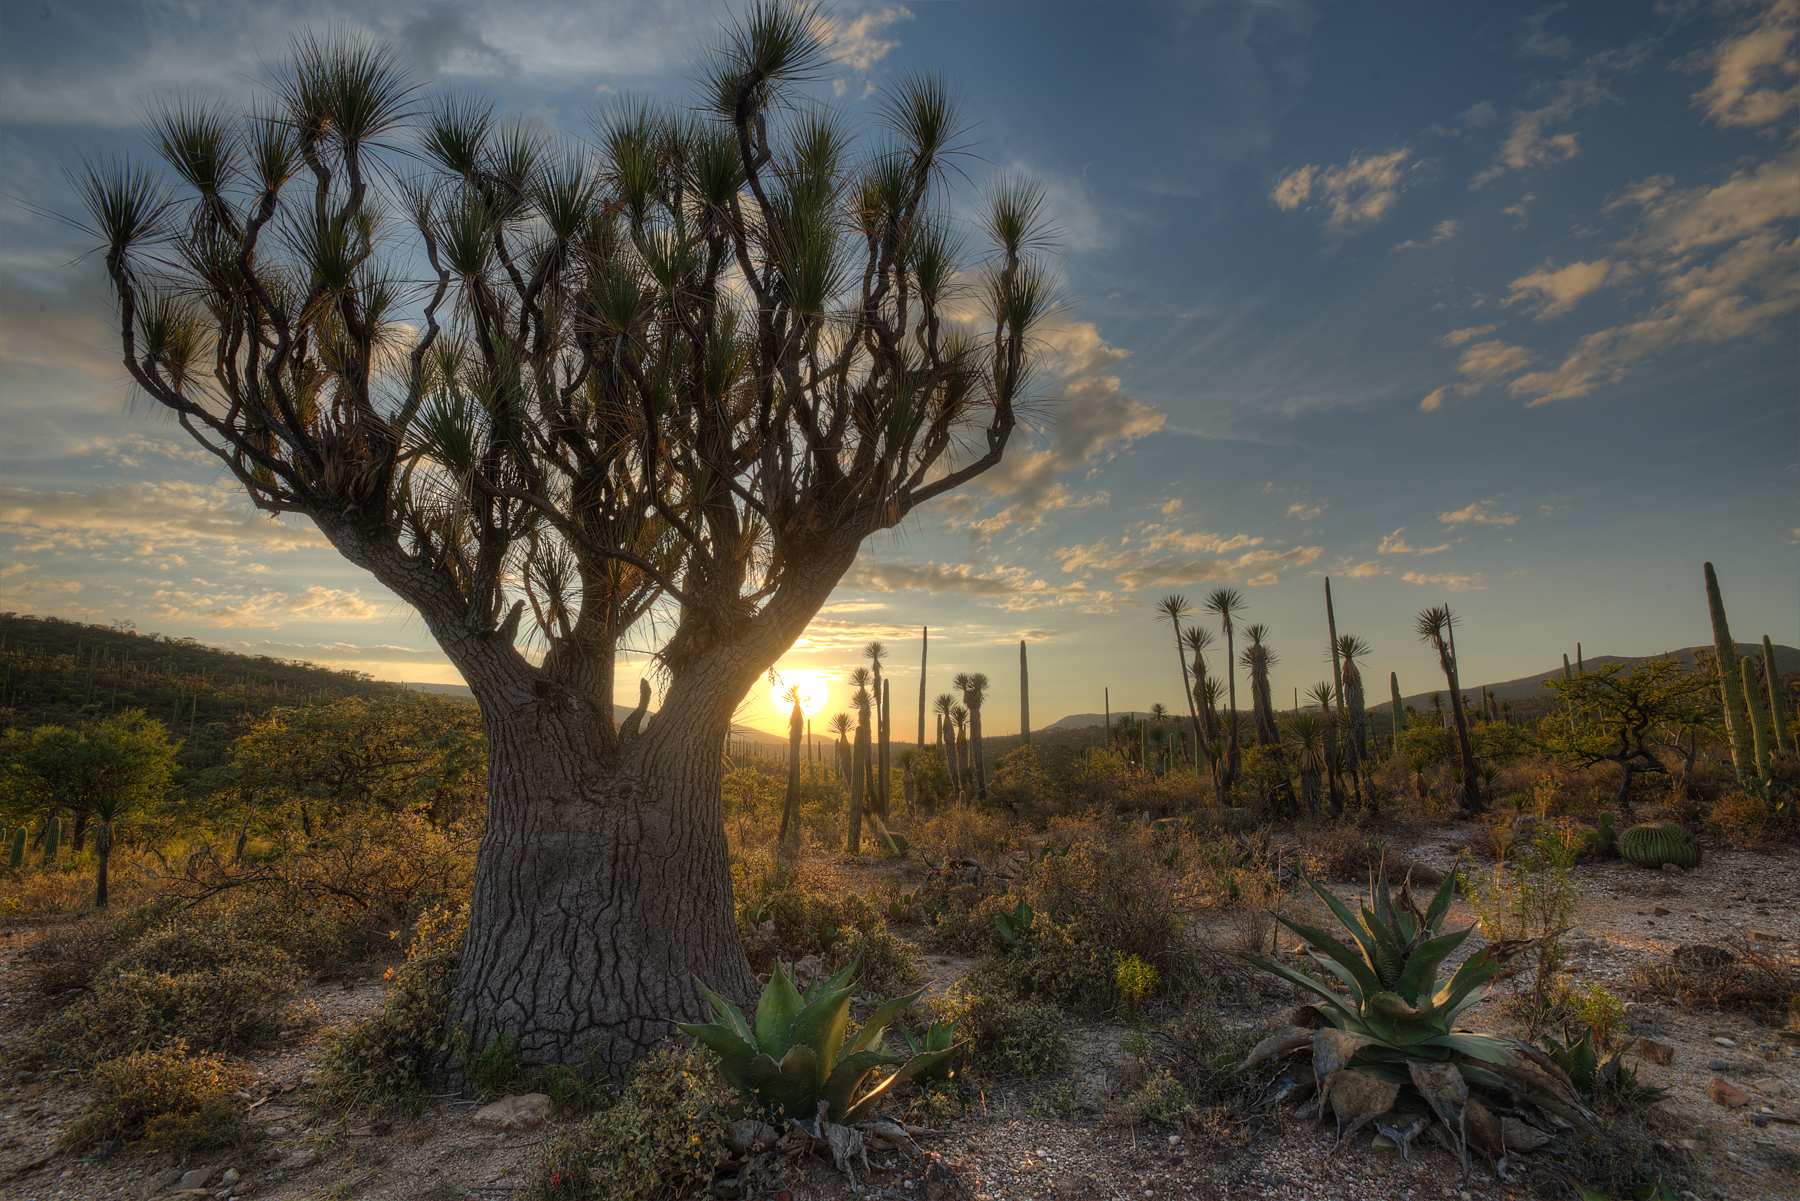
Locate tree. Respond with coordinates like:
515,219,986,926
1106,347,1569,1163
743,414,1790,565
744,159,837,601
72,8,1052,1071
1157,595,1201,765
864,641,890,817
0,710,178,906
1415,606,1482,814
954,672,990,801
827,712,854,786
1541,659,1715,813
1204,588,1246,794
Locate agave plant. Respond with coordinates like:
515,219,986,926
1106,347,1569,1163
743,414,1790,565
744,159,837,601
681,960,958,1125
1240,864,1597,1175
899,1019,959,1083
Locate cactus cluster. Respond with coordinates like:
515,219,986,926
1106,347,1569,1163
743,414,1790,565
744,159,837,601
1618,822,1700,871
1581,813,1618,859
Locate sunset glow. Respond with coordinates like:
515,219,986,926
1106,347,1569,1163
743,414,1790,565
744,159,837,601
767,670,832,721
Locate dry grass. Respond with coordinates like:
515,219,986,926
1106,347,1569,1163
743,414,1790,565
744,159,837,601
1628,935,1800,1022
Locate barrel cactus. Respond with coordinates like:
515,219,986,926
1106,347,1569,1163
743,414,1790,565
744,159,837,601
1619,823,1700,871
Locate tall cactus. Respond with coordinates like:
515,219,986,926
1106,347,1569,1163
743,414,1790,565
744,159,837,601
879,678,891,820
8,827,23,870
42,816,60,868
1763,635,1793,758
1704,562,1753,781
917,627,928,750
1019,640,1031,748
1389,672,1404,755
1743,658,1772,782
849,691,871,854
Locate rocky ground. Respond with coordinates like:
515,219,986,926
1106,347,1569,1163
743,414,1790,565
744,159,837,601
2,821,1796,1201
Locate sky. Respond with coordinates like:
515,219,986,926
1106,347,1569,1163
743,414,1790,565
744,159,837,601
1,0,1795,738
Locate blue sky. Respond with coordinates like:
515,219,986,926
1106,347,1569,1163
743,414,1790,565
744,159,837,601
1,1,1794,736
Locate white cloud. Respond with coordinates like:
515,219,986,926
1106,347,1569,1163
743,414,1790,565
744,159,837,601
0,483,328,555
1503,193,1537,228
1686,0,1799,130
1378,529,1451,556
1471,39,1647,188
814,5,912,73
1506,259,1619,316
1286,502,1324,521
148,585,379,629
1054,536,1322,592
1439,501,1519,526
1456,340,1535,382
1272,149,1419,233
1393,219,1459,252
1402,570,1485,591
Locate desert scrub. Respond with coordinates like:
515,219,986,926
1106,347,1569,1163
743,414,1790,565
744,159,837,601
62,1042,249,1151
34,920,298,1066
938,983,1068,1077
1112,1067,1188,1126
1146,1005,1265,1110
317,903,468,1109
1114,952,1160,1016
533,1045,733,1201
825,925,922,1001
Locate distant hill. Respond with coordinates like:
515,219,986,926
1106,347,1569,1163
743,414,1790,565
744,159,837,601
399,680,787,747
1043,644,1799,731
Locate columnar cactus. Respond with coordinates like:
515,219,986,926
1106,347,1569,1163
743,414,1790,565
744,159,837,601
7,827,23,870
42,816,59,868
1742,658,1772,782
1389,672,1404,754
1763,635,1793,758
1704,562,1753,781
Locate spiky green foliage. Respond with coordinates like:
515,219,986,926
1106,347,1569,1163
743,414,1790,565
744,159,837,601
899,1018,959,1083
1617,823,1699,871
1242,865,1512,1070
993,898,1033,950
679,960,958,1124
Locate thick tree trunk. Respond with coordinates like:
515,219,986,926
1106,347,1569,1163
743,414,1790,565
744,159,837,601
451,700,757,1076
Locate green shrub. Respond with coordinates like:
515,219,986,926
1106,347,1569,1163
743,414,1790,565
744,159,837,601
1114,1067,1187,1126
62,1042,249,1151
35,922,297,1066
1145,1005,1264,1109
316,903,468,1108
940,985,1068,1077
826,925,921,1001
533,1045,733,1201
1114,952,1159,1015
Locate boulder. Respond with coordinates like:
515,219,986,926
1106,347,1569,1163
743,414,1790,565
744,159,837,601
1636,1037,1674,1066
471,1093,553,1133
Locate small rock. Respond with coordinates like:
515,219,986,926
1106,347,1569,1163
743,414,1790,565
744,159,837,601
471,1093,553,1133
1637,1037,1673,1065
1714,1037,1738,1048
219,1169,240,1186
1708,1058,1731,1072
722,1119,778,1155
1653,906,1671,916
1751,930,1784,942
283,1148,318,1172
180,1169,214,1190
1709,1077,1752,1108
1662,862,1682,875
231,1185,255,1198
144,1168,185,1198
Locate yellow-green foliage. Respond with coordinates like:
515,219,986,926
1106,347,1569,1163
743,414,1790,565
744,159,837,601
1114,952,1160,1013
317,903,468,1108
1618,822,1700,870
1551,978,1627,1050
826,925,921,1001
63,1042,248,1150
533,1045,733,1201
1114,1067,1188,1126
35,921,297,1066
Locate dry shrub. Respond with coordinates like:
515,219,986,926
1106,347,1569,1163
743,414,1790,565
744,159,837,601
1293,824,1384,881
932,984,1068,1077
1707,792,1793,851
1,857,149,926
731,858,888,977
910,807,1024,868
19,915,118,1002
33,918,298,1067
317,903,469,1109
62,1042,250,1151
1629,937,1800,1021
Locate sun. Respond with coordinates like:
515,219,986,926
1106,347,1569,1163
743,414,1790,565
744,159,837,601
768,669,832,720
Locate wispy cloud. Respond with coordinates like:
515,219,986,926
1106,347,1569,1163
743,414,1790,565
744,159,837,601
1519,5,1573,59
815,5,912,73
1272,148,1420,233
1506,259,1619,317
1684,0,1798,129
1439,501,1518,526
1378,529,1451,556
1,483,328,555
1471,38,1648,188
1393,219,1459,252
148,585,379,629
1402,570,1485,591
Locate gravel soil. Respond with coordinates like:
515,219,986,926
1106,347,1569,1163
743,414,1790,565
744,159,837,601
2,821,1796,1201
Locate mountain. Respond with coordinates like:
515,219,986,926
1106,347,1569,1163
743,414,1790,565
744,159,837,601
399,682,786,746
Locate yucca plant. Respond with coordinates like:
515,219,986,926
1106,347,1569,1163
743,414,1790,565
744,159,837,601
681,960,958,1125
1241,863,1596,1174
993,898,1034,949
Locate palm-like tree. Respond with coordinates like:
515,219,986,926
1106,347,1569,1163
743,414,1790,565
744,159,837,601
828,711,854,786
850,685,874,851
1157,595,1201,769
1239,623,1280,747
864,642,890,817
953,671,990,800
932,691,956,750
1336,634,1372,760
1204,587,1246,792
778,687,804,845
950,703,971,801
1288,712,1327,815
1307,680,1345,817
1416,605,1482,814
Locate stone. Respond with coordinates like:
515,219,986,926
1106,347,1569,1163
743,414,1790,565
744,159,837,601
1751,930,1784,942
219,1169,240,1186
470,1093,553,1133
722,1119,778,1155
1637,1037,1674,1066
1715,1037,1738,1048
1662,862,1682,875
1653,906,1671,916
1709,1077,1752,1109
179,1169,214,1190
144,1168,185,1198
283,1148,319,1172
